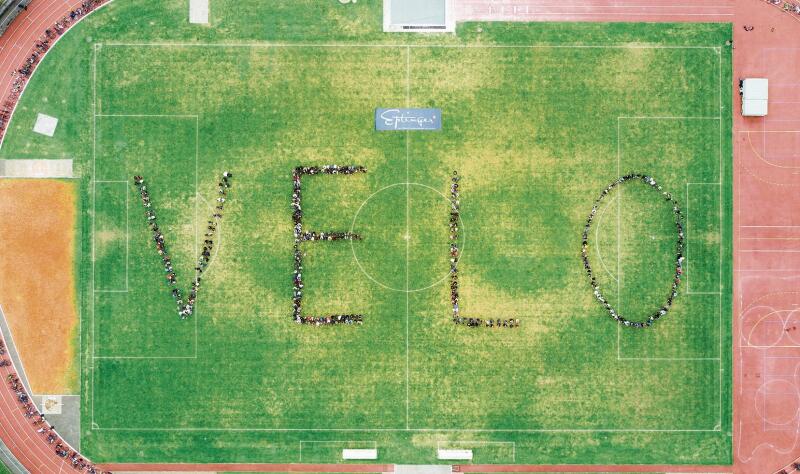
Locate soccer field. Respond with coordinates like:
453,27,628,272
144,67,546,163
0,1,732,466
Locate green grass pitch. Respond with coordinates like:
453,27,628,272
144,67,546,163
0,0,732,466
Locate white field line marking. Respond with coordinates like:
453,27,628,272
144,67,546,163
436,440,516,462
93,427,722,432
740,237,800,240
595,193,619,282
741,130,800,170
617,116,722,120
742,309,800,349
91,42,97,428
616,117,621,360
736,269,800,272
349,182,463,293
99,42,723,50
126,179,130,291
196,193,223,279
618,357,721,361
298,440,377,462
91,117,200,379
96,114,197,118
88,44,726,435
740,249,800,253
479,4,734,8
405,45,410,431
93,356,196,360
195,115,200,358
479,12,734,17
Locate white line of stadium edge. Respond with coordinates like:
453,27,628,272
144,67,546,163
437,441,515,462
91,427,722,432
99,42,723,49
471,4,733,8
81,36,729,432
404,46,410,431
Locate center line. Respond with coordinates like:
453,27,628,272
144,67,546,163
405,45,411,431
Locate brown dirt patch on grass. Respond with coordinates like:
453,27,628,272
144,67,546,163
0,179,78,394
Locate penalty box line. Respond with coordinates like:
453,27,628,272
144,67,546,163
89,112,202,427
437,440,516,462
615,109,728,429
87,45,725,435
91,426,722,432
90,113,200,362
615,116,724,362
299,440,378,462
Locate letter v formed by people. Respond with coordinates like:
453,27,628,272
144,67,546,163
292,165,366,326
133,172,233,319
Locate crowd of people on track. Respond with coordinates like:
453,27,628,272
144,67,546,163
0,0,109,135
134,172,232,319
778,463,800,474
581,174,685,328
765,0,800,15
292,165,366,326
449,171,519,329
5,367,110,473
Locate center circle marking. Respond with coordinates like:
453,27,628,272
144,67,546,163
350,182,465,293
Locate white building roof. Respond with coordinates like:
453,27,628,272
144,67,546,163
742,78,769,117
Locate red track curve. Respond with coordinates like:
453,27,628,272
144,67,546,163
0,0,795,472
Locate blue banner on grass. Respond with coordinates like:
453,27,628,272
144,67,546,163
375,108,441,131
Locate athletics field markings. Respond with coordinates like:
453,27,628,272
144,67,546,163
87,42,727,434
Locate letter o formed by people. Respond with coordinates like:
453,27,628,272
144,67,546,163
581,174,685,329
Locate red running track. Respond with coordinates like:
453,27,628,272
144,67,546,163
455,0,735,23
0,0,110,472
0,0,799,473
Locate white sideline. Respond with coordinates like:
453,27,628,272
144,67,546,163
88,42,728,435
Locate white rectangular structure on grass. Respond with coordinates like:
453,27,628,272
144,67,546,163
383,0,455,32
189,0,209,24
742,78,768,117
0,159,73,178
32,113,58,137
437,448,473,460
342,448,378,460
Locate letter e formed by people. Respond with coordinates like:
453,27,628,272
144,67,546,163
291,165,367,327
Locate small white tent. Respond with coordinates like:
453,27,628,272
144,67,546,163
742,78,768,117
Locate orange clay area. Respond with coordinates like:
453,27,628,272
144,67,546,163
0,179,78,394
